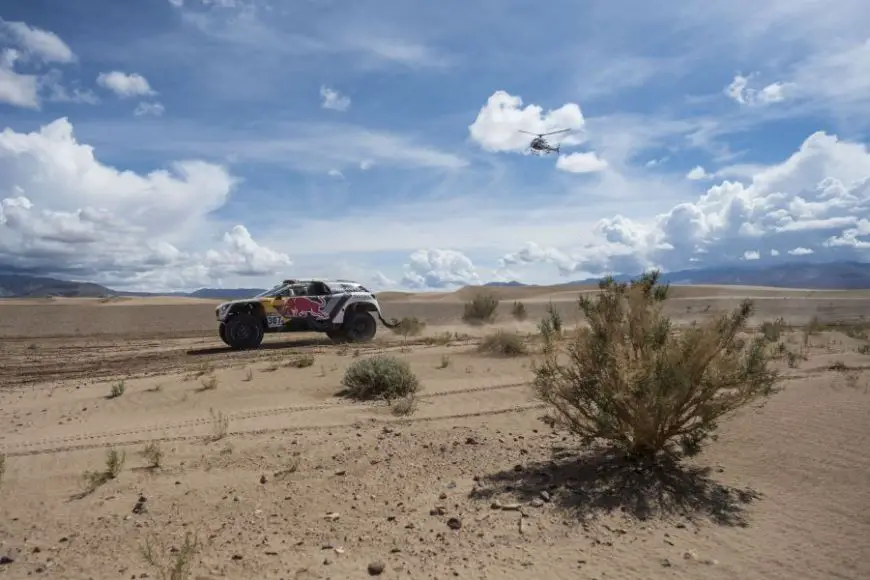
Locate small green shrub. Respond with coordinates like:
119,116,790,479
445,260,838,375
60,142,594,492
462,292,499,325
478,330,528,357
545,301,563,333
511,301,528,321
341,355,420,402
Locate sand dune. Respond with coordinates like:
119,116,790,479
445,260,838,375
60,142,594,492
1,286,869,579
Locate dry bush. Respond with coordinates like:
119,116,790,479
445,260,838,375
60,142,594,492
108,381,126,398
545,301,563,333
760,317,787,342
82,448,126,492
462,292,499,325
478,330,528,357
391,394,418,416
208,408,229,441
141,531,199,580
534,271,780,459
340,355,420,403
142,442,164,469
511,301,528,321
198,375,219,391
391,316,427,339
286,354,315,368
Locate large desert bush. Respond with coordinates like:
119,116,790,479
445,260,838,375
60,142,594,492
341,355,420,403
462,292,499,325
533,271,780,459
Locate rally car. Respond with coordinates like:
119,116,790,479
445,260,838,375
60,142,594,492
215,279,399,349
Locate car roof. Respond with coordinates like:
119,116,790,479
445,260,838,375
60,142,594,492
281,279,363,285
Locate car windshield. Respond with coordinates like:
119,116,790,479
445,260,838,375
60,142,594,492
254,283,289,298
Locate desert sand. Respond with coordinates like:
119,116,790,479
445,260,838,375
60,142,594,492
1,286,869,580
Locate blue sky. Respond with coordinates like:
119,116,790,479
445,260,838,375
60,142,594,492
1,0,870,291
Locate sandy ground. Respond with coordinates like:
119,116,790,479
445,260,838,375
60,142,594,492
1,287,869,579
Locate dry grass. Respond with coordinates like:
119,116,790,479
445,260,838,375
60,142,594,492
534,271,781,459
286,354,315,368
81,448,126,494
142,442,164,469
208,408,229,441
107,381,126,399
141,531,200,580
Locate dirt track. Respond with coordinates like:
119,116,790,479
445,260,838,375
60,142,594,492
1,289,869,579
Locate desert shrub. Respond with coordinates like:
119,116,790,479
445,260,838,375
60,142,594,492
286,354,315,368
760,317,786,342
533,271,780,459
545,301,563,333
478,330,528,357
391,316,427,339
511,301,528,321
341,355,420,402
462,292,499,325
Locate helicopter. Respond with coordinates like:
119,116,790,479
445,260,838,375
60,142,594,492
518,128,570,155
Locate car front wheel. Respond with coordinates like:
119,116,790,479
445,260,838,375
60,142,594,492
224,314,264,349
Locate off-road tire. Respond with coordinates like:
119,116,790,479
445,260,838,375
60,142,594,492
218,323,230,346
223,313,264,349
343,311,377,343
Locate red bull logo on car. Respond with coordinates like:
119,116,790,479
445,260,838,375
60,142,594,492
277,296,330,320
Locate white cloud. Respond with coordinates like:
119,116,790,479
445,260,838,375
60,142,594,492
556,152,608,174
327,168,344,179
0,51,38,108
743,250,760,260
726,73,792,106
0,22,81,109
468,90,587,154
97,71,156,98
320,86,350,111
0,118,289,290
401,249,480,289
499,242,575,275
686,166,712,180
498,130,870,277
0,19,75,63
134,102,165,116
359,159,373,170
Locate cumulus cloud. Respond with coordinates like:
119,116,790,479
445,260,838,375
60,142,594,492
468,90,587,154
0,20,82,109
499,242,575,275
0,118,289,290
0,19,75,63
686,165,712,180
320,86,351,111
726,73,792,106
500,131,870,277
97,71,156,98
556,152,608,174
401,249,480,289
134,101,165,116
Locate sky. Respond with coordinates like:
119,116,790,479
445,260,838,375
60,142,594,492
1,0,870,292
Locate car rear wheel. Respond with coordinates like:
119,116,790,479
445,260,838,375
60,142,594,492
326,329,347,343
224,313,264,349
343,311,377,343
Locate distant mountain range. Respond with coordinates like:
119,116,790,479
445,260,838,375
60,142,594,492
485,261,870,290
3,260,870,298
